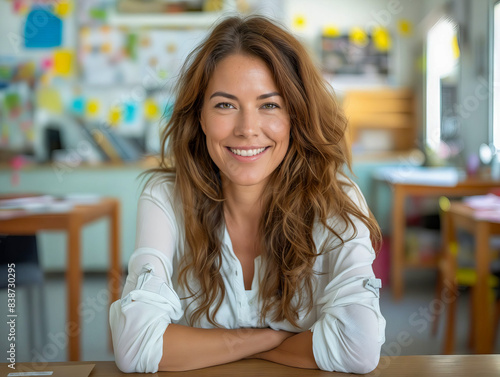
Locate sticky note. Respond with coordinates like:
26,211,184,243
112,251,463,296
41,57,53,71
349,27,368,47
398,19,413,37
452,35,460,59
54,0,73,17
71,97,85,115
108,106,122,125
373,27,392,52
5,93,20,111
36,87,63,114
144,99,159,120
24,6,62,48
323,25,340,38
89,8,107,20
124,102,137,124
292,14,307,30
86,99,100,117
53,50,74,77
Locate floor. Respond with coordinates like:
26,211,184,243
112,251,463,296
1,270,499,363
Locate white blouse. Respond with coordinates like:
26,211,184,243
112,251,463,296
109,178,386,374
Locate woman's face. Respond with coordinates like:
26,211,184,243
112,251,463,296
200,53,290,189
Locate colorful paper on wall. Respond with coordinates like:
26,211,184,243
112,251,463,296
71,97,85,115
54,0,73,18
36,87,63,114
452,35,460,59
398,19,413,37
124,102,137,124
53,49,74,77
12,0,29,15
349,27,368,47
144,99,159,121
373,27,391,52
24,6,63,48
86,99,101,117
108,105,122,125
292,14,307,30
323,25,340,38
5,93,21,118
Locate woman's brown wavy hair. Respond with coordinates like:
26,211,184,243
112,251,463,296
141,15,382,328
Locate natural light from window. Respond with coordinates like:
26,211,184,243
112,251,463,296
493,2,500,151
425,17,459,151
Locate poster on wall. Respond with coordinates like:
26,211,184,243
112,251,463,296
321,32,390,77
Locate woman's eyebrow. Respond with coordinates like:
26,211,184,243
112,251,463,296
209,91,282,100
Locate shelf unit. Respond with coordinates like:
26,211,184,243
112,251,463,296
343,88,416,152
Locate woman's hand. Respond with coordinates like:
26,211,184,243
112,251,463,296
247,330,318,369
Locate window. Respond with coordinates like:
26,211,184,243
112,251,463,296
493,2,500,151
425,17,459,152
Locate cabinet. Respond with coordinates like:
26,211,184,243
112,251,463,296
342,88,417,153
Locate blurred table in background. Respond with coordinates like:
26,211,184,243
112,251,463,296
372,167,500,300
0,195,121,361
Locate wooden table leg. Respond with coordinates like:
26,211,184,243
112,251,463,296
108,200,121,353
109,200,121,305
392,185,405,300
474,221,493,353
67,215,82,361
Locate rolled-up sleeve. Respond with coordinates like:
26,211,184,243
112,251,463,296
109,182,184,373
310,184,386,374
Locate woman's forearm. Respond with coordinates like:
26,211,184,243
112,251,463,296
159,324,293,371
252,330,318,369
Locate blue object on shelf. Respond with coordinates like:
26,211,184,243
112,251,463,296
24,6,63,48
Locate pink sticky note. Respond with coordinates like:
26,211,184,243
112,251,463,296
42,57,54,71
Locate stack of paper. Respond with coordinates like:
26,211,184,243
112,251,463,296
463,194,500,223
0,194,102,220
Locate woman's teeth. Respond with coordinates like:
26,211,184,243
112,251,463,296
229,147,267,157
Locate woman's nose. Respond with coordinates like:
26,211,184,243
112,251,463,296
235,109,259,137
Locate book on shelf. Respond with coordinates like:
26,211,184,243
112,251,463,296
98,125,143,162
74,117,110,162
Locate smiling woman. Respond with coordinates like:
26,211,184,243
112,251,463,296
200,54,290,189
109,15,385,374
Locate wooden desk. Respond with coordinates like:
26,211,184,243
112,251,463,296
2,356,500,376
0,197,122,361
443,202,500,354
383,177,499,300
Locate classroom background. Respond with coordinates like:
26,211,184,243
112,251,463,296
0,0,499,365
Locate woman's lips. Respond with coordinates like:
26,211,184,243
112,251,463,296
226,146,270,161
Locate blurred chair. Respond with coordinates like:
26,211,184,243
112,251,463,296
0,235,47,352
432,197,500,354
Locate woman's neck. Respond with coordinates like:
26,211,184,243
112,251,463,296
222,182,264,229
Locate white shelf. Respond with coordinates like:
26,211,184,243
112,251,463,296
108,9,229,28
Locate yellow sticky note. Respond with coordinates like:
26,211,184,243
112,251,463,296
452,35,460,59
144,99,159,121
108,106,122,125
53,50,74,77
349,27,368,47
373,27,392,52
292,14,307,30
54,0,73,18
323,25,340,38
398,19,413,36
36,87,63,114
86,99,100,117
